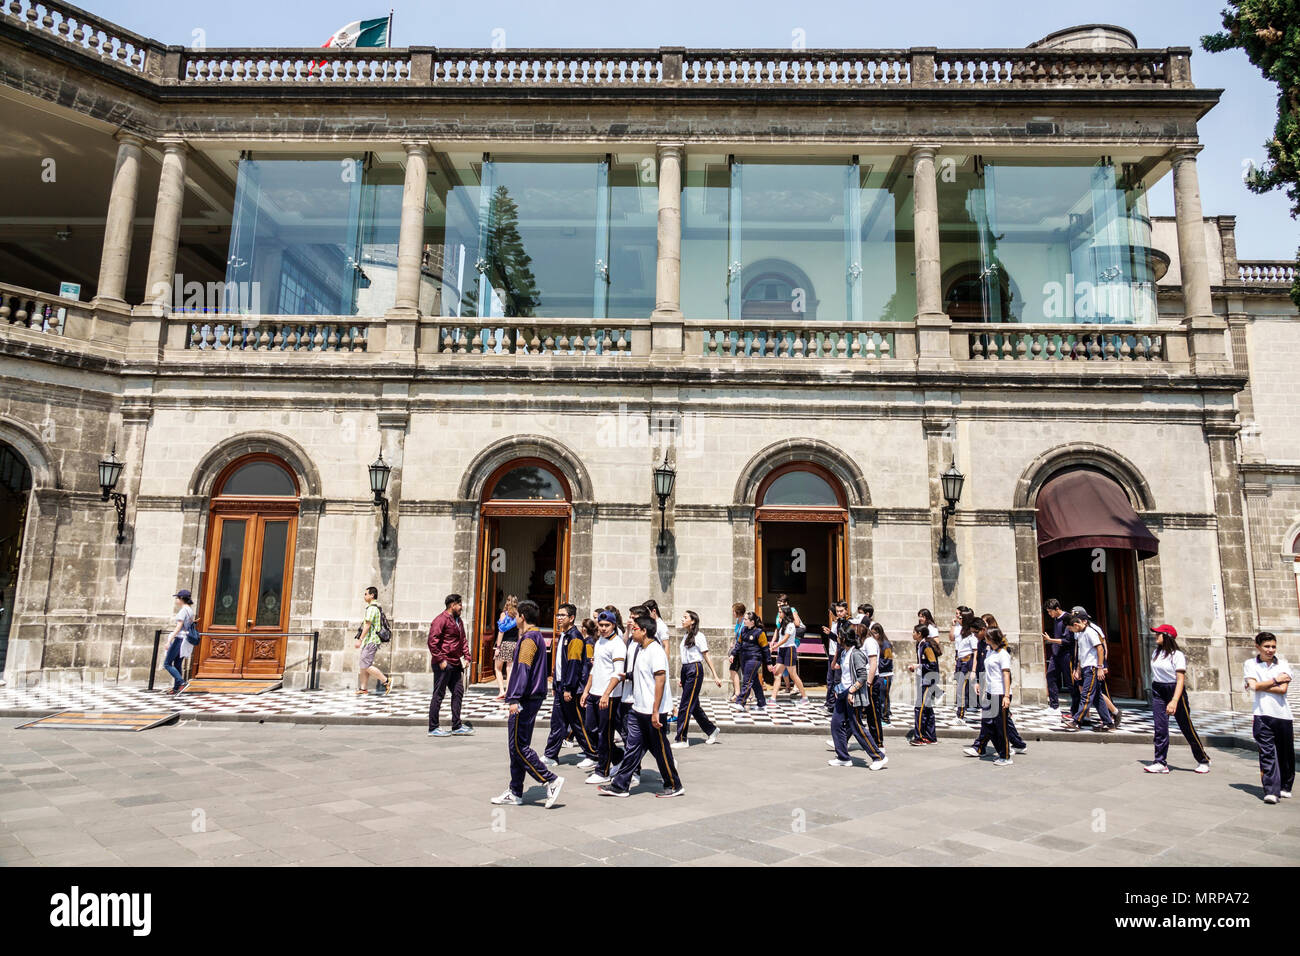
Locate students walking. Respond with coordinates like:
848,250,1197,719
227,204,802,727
581,610,626,785
673,610,721,748
598,614,685,799
874,621,894,723
907,623,940,745
731,611,772,711
354,586,391,696
827,627,887,770
1244,631,1294,804
1041,598,1075,714
162,589,196,695
491,600,565,808
545,603,598,767
1144,624,1209,774
769,606,809,704
427,593,473,737
952,613,978,720
1061,612,1115,731
729,602,746,698
821,601,852,713
857,622,885,743
975,626,1015,767
962,619,1028,758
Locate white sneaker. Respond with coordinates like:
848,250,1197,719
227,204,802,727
631,774,641,788
993,758,1014,767
544,776,565,809
705,730,720,745
1281,790,1292,798
561,739,579,749
800,697,810,705
827,758,852,767
576,758,597,771
542,757,558,768
1144,762,1170,774
1012,745,1028,755
585,773,612,785
490,790,521,805
1195,763,1211,775
1264,794,1279,804
824,738,836,749
962,747,981,757
869,757,888,771
671,740,688,750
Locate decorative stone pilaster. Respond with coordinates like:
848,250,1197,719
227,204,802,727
910,145,953,370
1204,418,1255,640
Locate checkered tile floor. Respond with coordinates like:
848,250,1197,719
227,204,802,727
0,681,1260,740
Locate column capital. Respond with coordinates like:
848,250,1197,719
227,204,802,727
909,143,943,159
1168,143,1204,162
156,136,189,154
401,140,432,158
113,129,148,150
656,142,685,161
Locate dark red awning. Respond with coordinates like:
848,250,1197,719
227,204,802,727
1036,468,1158,560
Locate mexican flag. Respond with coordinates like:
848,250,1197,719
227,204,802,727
320,15,392,50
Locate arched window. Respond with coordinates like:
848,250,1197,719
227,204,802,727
757,462,846,510
485,459,569,502
216,458,298,497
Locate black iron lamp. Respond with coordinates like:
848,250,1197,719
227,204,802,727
97,445,127,543
938,460,965,558
369,450,392,549
653,454,676,554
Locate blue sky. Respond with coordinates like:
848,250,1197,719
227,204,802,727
97,0,1297,259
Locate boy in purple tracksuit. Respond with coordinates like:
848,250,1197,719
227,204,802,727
544,603,598,764
491,599,565,808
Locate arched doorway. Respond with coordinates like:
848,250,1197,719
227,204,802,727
1034,466,1158,699
0,442,33,674
755,462,849,681
472,458,571,683
195,454,300,679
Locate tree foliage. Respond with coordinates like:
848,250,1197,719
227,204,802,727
1203,0,1300,306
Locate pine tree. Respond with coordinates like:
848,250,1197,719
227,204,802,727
486,185,541,317
1204,0,1300,306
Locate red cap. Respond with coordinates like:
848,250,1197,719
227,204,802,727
1150,624,1178,638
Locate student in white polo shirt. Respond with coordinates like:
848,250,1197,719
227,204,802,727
979,626,1015,767
581,610,626,785
1244,631,1294,804
1144,624,1210,774
1061,613,1115,731
672,610,722,749
597,614,684,799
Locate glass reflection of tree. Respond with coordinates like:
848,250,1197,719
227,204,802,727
486,186,541,317
494,467,560,500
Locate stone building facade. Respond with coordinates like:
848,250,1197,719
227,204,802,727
1,7,1297,712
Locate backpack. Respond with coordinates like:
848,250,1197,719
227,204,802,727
185,614,201,646
378,607,392,644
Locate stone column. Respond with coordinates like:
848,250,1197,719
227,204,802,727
142,140,188,313
385,142,430,361
1171,146,1229,370
651,143,684,354
94,131,147,309
910,145,952,369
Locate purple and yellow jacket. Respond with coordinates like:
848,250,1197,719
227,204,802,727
506,626,549,702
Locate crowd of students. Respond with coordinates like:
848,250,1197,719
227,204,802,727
403,590,1294,809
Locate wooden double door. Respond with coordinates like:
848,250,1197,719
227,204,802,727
196,502,297,679
1040,547,1142,699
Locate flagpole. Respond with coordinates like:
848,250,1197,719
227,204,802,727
387,9,394,46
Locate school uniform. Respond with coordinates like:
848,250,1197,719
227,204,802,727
1149,649,1209,767
830,646,885,762
585,633,626,777
676,633,718,742
978,646,1014,760
873,636,894,722
505,627,558,797
545,625,597,761
1244,655,1294,799
732,625,771,708
912,639,939,743
954,632,977,718
1071,623,1115,727
859,634,884,742
824,619,850,711
1044,613,1072,710
609,639,682,794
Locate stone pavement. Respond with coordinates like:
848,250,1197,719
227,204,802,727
2,717,1296,867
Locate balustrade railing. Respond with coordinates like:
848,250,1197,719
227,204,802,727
437,322,640,355
185,319,371,352
181,48,412,83
956,324,1170,362
0,282,75,335
1237,260,1297,287
3,0,150,72
699,325,896,359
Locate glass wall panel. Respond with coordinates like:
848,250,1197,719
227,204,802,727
938,157,1158,324
438,155,656,320
681,155,915,323
223,156,403,316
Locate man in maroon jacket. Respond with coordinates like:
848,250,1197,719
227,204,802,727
428,593,473,737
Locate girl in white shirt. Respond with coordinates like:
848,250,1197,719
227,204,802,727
1145,625,1210,774
978,626,1015,767
672,611,722,748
